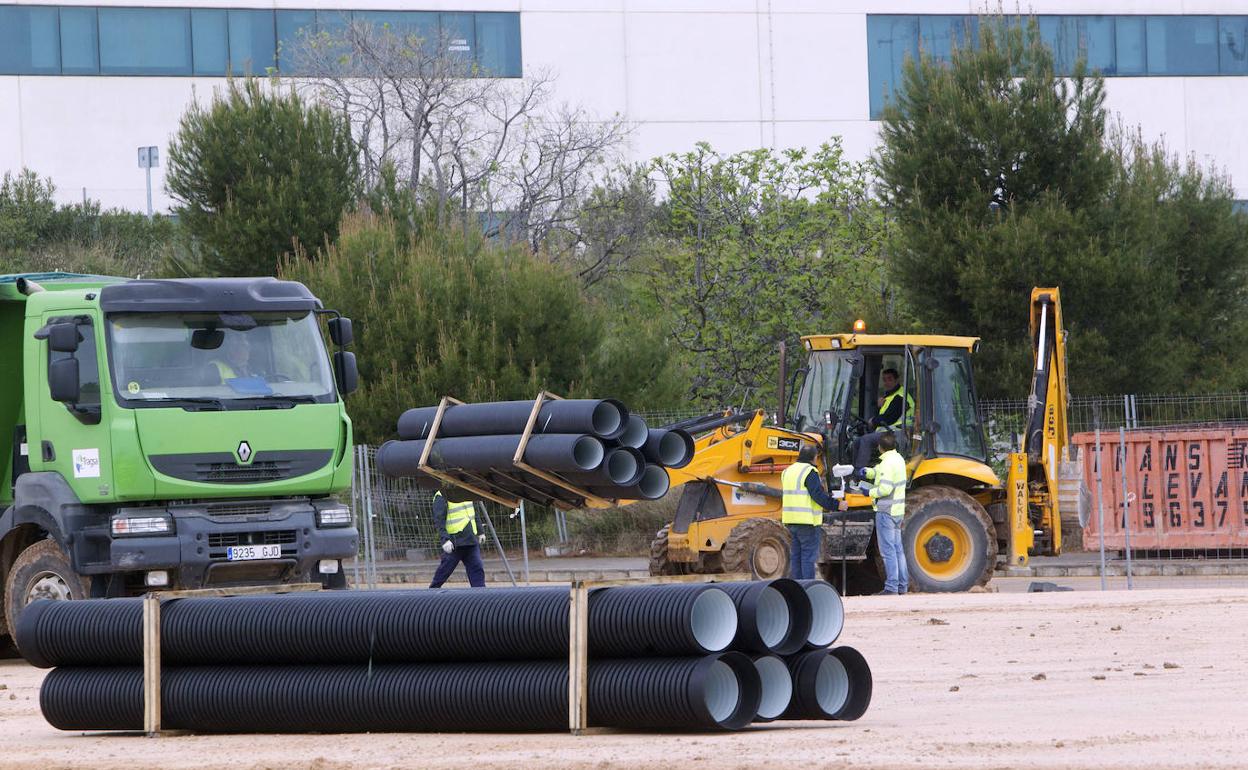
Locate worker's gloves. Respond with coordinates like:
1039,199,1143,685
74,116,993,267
853,467,869,482
441,539,455,554
478,533,486,546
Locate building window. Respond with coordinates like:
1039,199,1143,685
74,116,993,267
0,5,522,78
868,14,1248,119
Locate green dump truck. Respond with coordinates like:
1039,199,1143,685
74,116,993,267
0,272,359,642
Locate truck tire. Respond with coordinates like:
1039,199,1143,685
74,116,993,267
648,525,690,576
903,486,996,593
4,539,91,642
721,518,791,579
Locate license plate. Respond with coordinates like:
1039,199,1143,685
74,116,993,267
226,544,282,561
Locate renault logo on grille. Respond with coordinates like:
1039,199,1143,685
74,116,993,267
236,441,253,463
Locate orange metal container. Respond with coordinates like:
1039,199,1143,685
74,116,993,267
1073,427,1248,551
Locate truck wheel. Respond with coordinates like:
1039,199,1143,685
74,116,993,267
904,486,996,593
721,519,791,579
4,539,91,642
648,525,690,576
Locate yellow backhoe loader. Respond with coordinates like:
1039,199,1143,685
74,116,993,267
648,288,1071,593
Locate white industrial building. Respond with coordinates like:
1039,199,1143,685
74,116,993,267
2,1,1247,212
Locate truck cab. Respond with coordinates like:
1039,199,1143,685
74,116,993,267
0,273,359,641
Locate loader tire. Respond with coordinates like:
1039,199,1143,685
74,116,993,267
903,486,996,593
721,518,791,579
648,525,690,576
5,539,91,644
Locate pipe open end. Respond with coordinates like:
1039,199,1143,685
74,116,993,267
603,448,641,484
572,437,606,470
690,588,738,652
619,415,649,449
636,465,670,499
804,581,845,647
815,654,850,717
592,400,627,439
655,431,690,466
753,586,791,650
752,655,793,721
703,659,741,723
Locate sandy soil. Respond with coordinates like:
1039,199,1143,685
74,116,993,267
1,587,1245,770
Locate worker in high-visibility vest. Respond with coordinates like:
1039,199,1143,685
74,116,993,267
853,368,914,467
429,487,487,588
859,431,909,595
780,444,844,579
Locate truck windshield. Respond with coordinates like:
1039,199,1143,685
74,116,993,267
106,311,335,407
793,351,856,433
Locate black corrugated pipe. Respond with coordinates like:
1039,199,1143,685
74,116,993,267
642,428,696,469
797,579,845,648
18,584,740,667
750,653,793,722
616,415,649,449
587,464,670,501
40,654,761,733
781,645,872,721
717,579,812,655
375,434,604,478
397,399,629,442
561,446,646,487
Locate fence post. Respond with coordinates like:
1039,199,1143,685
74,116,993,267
351,445,362,588
519,500,531,585
362,446,378,589
1095,429,1107,591
1119,427,1134,590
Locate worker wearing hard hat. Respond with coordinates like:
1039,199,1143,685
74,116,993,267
429,487,487,588
781,444,845,579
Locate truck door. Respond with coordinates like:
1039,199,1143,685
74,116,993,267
31,313,113,501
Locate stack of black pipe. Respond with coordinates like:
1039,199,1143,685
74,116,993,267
21,579,870,734
374,398,696,507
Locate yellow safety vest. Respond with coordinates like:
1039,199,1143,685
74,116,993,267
212,360,237,380
863,449,907,518
436,492,478,536
781,462,823,526
879,388,914,428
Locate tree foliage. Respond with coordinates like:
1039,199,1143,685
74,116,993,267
166,78,358,277
281,214,683,443
647,141,894,407
875,17,1248,397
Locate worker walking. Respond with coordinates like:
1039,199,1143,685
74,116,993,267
429,488,487,588
858,431,908,595
781,444,843,580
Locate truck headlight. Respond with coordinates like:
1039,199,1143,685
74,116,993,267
316,506,352,528
111,515,173,536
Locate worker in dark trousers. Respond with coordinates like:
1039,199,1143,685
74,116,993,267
429,488,486,588
781,444,844,579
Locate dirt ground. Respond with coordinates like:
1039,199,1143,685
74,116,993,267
1,585,1245,770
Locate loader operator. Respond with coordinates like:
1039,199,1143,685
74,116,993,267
858,431,908,595
852,368,914,468
781,444,844,580
429,488,487,588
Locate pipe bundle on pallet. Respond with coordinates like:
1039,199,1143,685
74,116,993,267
24,579,869,734
397,399,630,442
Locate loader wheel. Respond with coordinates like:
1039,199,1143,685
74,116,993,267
721,519,791,579
4,539,91,643
904,486,996,593
648,525,690,576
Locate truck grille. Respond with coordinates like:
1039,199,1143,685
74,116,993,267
149,450,333,484
208,530,298,549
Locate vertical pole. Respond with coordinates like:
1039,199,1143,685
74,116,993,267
567,580,589,734
351,446,362,588
1095,429,1107,591
1120,427,1134,590
362,447,377,589
145,165,153,219
519,500,531,585
142,594,161,736
479,503,518,587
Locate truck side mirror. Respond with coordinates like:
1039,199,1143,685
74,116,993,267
328,317,353,347
47,322,81,353
333,351,358,395
49,358,81,403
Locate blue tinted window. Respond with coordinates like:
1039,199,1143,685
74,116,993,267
1082,17,1116,74
60,8,98,75
867,15,919,119
442,12,476,64
1147,16,1218,75
1221,17,1248,74
476,12,521,77
1115,16,1147,74
99,8,192,75
355,10,438,49
0,6,60,75
228,9,275,74
191,9,227,76
1039,16,1078,75
918,15,975,62
276,10,317,73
